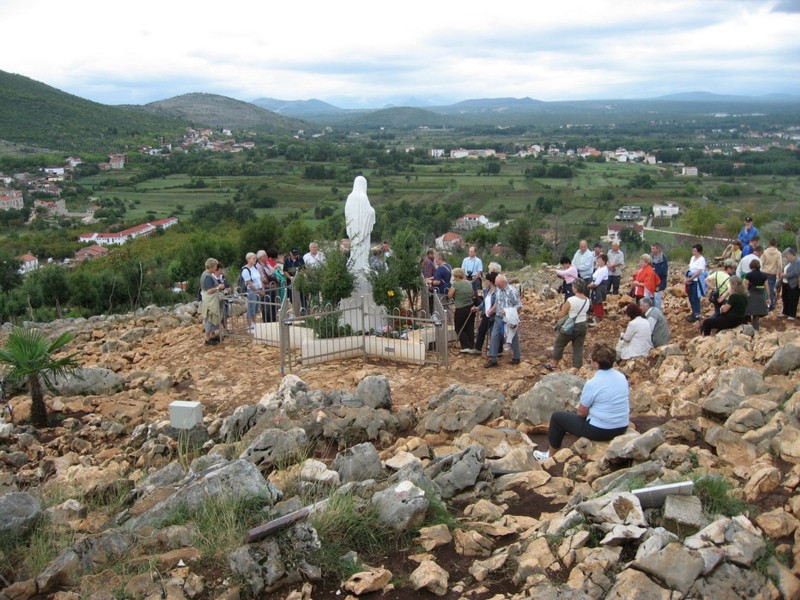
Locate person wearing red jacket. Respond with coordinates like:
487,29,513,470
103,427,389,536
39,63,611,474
630,254,661,301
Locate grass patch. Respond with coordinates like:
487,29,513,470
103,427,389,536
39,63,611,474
753,537,791,585
692,473,751,518
309,492,409,580
420,486,459,531
158,494,271,560
0,516,76,584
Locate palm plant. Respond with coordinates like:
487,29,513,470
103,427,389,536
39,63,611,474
0,328,80,428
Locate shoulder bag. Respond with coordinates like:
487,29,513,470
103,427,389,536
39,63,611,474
557,298,588,335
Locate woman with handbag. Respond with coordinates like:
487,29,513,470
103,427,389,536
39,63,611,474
545,279,590,371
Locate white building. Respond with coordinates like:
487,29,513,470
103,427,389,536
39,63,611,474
17,254,38,274
653,203,681,218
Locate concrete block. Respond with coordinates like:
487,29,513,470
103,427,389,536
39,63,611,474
169,401,203,430
663,494,706,535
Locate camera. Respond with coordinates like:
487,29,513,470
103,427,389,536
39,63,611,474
466,271,474,281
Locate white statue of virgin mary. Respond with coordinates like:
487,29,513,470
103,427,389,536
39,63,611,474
344,176,375,274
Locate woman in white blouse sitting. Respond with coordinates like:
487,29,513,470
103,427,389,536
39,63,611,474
616,302,653,361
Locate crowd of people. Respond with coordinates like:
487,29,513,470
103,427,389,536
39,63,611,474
196,217,798,469
199,216,798,366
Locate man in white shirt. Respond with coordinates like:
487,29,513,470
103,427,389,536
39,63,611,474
461,245,484,292
607,241,625,295
736,245,763,278
572,240,594,282
303,242,326,268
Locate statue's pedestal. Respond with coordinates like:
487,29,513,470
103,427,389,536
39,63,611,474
339,277,386,333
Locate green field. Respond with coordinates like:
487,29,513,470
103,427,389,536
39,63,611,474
71,156,800,248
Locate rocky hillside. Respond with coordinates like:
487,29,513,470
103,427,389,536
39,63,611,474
1,286,800,599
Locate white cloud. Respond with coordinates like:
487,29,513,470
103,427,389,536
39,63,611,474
1,0,798,105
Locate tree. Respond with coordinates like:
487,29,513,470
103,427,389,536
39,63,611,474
0,251,22,292
505,217,533,262
0,328,80,428
465,226,499,255
684,206,720,236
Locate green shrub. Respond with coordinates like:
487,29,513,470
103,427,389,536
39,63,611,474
309,492,407,579
692,474,750,517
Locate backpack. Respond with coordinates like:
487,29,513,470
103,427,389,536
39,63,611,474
236,266,249,294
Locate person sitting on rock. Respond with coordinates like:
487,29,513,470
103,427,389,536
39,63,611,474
615,303,653,361
534,343,630,463
639,297,670,348
700,277,748,336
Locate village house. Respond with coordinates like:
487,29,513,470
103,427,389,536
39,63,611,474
614,206,642,222
43,166,65,177
428,149,445,158
449,148,496,159
74,244,109,262
65,156,83,168
435,232,464,251
455,214,489,230
79,217,178,246
653,202,681,218
0,189,24,211
17,254,38,274
680,166,699,176
109,154,126,169
34,199,67,216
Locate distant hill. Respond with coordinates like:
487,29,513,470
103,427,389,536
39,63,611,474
252,97,344,116
445,97,545,111
654,91,800,103
144,93,307,133
0,70,186,152
334,106,454,129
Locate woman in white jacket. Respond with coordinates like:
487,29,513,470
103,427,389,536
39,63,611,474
616,303,653,361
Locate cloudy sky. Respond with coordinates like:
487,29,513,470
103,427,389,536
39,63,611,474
2,0,799,107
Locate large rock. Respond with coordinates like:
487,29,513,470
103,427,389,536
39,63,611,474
333,442,383,483
770,424,800,464
633,542,705,594
240,428,308,470
509,373,585,426
409,560,449,596
689,562,772,599
701,367,767,419
218,404,266,443
229,523,320,595
354,375,392,410
371,480,429,531
576,492,647,529
606,568,672,599
51,368,125,396
124,459,281,530
425,446,485,499
257,375,320,415
606,429,664,462
416,388,504,435
763,344,800,376
0,492,42,538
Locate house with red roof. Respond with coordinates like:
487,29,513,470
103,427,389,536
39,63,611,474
17,254,38,274
435,232,464,251
75,245,109,262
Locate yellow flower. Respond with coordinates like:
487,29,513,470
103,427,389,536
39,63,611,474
387,290,395,297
